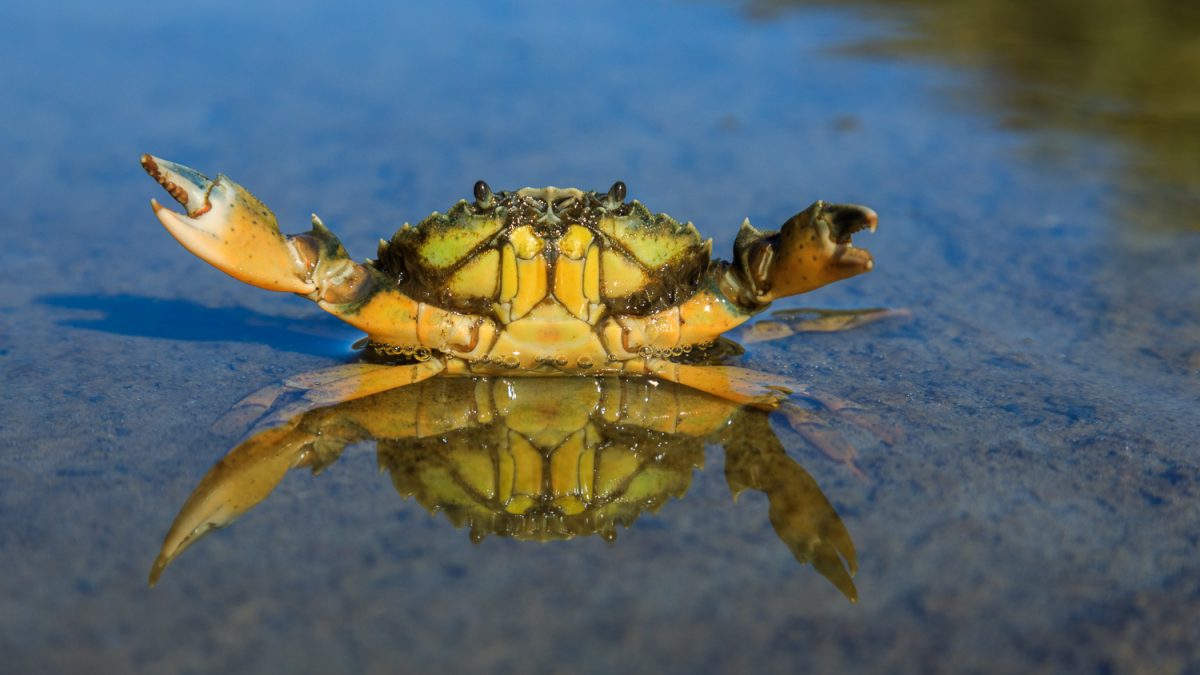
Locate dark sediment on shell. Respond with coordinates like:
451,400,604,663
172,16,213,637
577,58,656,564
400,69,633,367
371,186,713,317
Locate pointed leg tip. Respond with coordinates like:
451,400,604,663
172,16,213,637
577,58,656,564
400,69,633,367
147,557,168,587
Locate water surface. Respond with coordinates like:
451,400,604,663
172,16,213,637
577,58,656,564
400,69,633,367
1,1,1197,672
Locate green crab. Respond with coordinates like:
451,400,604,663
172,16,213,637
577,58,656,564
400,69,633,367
141,155,886,409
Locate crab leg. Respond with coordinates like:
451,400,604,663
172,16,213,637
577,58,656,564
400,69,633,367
217,361,448,438
738,307,911,345
640,358,798,410
723,412,858,602
292,359,447,405
150,359,445,585
776,403,867,479
149,417,318,586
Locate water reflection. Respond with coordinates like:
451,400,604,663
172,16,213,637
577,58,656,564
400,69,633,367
750,0,1200,226
151,376,869,601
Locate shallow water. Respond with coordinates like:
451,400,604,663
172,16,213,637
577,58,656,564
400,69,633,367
2,1,1198,673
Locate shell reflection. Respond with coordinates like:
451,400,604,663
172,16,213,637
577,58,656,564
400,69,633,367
152,376,863,601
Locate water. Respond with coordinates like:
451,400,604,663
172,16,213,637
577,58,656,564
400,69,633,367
2,1,1198,672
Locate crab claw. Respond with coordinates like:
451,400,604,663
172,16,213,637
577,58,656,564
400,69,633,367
141,155,315,295
723,417,858,602
149,419,315,586
736,201,877,303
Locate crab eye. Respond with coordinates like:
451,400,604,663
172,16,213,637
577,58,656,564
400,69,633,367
605,181,626,207
474,180,494,208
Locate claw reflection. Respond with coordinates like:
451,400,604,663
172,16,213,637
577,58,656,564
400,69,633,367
152,377,871,601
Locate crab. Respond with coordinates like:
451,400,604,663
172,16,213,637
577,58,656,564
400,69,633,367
141,155,885,410
151,376,864,601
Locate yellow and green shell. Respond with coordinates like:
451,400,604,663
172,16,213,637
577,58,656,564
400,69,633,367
375,183,712,321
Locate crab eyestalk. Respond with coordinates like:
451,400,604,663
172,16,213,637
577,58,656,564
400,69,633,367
141,154,316,295
735,201,878,304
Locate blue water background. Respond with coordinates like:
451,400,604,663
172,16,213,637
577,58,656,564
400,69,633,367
1,1,1198,672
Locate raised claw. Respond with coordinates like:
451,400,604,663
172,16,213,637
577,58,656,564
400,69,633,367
734,201,878,303
141,154,315,294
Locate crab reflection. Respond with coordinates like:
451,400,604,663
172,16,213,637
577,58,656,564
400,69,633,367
152,376,867,601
